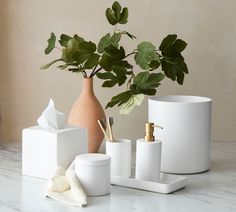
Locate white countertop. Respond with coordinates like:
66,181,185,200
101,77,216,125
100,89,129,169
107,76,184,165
0,141,235,212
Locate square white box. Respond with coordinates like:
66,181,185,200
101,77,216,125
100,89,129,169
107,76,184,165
22,125,87,179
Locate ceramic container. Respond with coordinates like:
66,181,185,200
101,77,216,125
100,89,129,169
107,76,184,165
135,139,162,182
75,153,111,196
106,139,132,177
68,78,106,153
22,125,87,179
148,95,212,174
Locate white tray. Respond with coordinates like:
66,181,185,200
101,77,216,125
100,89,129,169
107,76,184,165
111,173,187,194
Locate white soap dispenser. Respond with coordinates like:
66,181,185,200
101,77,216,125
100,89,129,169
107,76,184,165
135,122,162,182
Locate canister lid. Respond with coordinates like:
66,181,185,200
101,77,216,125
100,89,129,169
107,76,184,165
75,154,111,167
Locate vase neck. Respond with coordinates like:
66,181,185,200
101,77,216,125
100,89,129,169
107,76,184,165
81,77,95,96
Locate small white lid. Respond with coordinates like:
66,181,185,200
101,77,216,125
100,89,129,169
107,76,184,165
76,154,111,167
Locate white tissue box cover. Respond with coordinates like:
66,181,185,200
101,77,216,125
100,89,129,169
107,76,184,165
22,125,87,179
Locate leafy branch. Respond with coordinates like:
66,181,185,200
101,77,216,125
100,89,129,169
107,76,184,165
40,1,188,114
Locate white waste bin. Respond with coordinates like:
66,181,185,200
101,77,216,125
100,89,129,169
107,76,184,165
148,95,212,174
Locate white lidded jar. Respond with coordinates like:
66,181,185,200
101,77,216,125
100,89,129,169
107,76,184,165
135,122,162,182
106,139,132,177
75,153,111,196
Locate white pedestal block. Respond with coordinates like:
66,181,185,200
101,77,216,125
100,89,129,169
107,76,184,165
22,125,88,179
148,95,212,174
106,139,132,177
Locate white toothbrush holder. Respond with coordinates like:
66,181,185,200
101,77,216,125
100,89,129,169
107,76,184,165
135,139,162,182
106,139,132,178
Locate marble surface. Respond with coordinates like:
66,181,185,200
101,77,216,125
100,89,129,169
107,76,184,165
0,141,235,212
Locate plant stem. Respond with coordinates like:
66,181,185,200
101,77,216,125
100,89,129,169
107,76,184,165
90,67,103,77
90,64,98,77
124,50,137,59
114,24,118,34
83,71,88,78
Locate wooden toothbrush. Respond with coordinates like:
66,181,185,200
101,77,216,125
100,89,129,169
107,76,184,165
107,117,115,142
97,119,110,141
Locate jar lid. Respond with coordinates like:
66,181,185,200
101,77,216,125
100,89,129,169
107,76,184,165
75,154,111,167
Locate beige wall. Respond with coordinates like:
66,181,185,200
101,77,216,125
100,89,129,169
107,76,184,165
0,0,236,142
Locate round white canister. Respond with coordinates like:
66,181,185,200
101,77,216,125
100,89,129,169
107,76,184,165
75,154,111,196
148,95,212,174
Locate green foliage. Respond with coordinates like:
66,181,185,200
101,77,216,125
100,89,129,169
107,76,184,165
44,33,56,54
159,34,188,85
98,33,121,53
106,1,129,25
135,42,160,70
41,1,189,114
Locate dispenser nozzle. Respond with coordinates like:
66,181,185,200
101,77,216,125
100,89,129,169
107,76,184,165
144,122,163,142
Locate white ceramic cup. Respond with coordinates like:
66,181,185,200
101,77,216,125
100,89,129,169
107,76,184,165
148,95,212,174
106,139,132,177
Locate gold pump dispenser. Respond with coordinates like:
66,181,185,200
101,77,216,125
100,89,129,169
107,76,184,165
144,122,163,142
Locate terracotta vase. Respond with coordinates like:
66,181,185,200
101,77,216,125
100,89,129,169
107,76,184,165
68,78,106,153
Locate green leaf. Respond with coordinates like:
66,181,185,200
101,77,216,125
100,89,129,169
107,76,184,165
135,51,160,70
97,72,115,79
112,1,122,21
119,94,144,115
118,8,128,24
134,72,150,85
171,39,187,52
117,75,127,86
104,45,125,60
106,8,117,25
40,59,62,69
71,51,90,64
112,66,127,76
61,38,81,62
79,41,96,53
98,33,121,54
102,79,117,87
142,73,165,88
68,67,84,73
106,99,121,108
159,34,177,51
99,55,112,71
44,33,56,55
110,33,121,47
141,88,157,95
98,33,111,53
149,73,165,82
137,42,156,52
58,64,70,70
106,90,132,109
84,53,100,69
59,34,72,47
135,42,159,70
149,60,160,69
73,34,84,43
177,71,184,85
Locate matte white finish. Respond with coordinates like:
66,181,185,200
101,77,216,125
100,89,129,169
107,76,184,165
148,95,212,174
75,154,111,197
22,125,88,179
135,139,162,182
111,173,187,194
106,139,132,177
